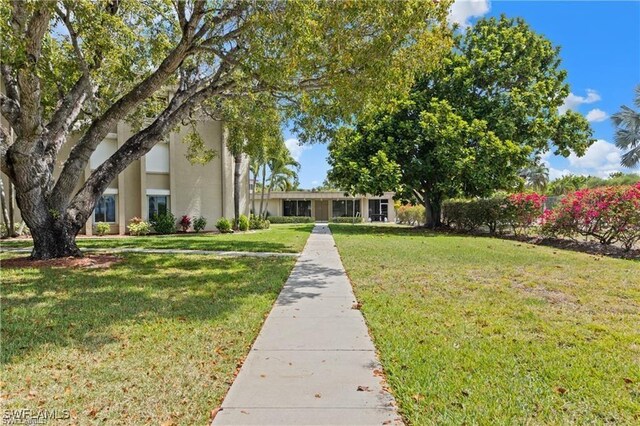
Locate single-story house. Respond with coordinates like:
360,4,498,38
259,191,396,222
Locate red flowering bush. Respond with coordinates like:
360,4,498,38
505,192,546,235
542,183,640,251
179,215,192,232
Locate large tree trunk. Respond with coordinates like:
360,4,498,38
233,151,242,226
30,219,83,259
259,163,267,219
424,196,442,229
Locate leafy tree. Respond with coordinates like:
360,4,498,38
546,174,588,196
521,160,550,191
328,16,594,227
0,0,451,258
262,147,299,218
223,95,282,223
612,85,640,167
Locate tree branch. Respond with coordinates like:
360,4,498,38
54,4,90,78
65,80,234,227
0,93,20,127
50,2,209,208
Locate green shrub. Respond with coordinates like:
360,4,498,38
0,221,30,237
442,195,510,233
237,214,249,231
249,214,270,230
95,222,111,236
397,204,425,225
330,216,364,223
216,217,232,233
193,216,207,232
268,216,315,224
128,217,150,236
150,212,177,234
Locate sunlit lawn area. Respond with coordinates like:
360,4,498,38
331,224,640,425
0,224,314,253
1,253,296,424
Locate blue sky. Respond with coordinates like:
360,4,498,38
286,0,640,189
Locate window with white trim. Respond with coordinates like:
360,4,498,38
94,194,117,223
148,195,169,219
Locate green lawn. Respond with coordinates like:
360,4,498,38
331,224,640,425
1,253,296,424
0,223,313,253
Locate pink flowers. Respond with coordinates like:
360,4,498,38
507,192,547,235
542,184,640,251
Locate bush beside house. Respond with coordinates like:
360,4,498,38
95,222,111,236
128,217,151,236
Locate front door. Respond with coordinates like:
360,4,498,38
315,200,329,221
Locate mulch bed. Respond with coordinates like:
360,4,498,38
1,254,123,269
507,235,640,260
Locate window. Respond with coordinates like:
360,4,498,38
94,195,116,223
148,195,169,218
146,142,169,173
283,200,311,216
368,199,389,222
332,199,361,218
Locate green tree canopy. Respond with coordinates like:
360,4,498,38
0,0,452,258
328,15,594,227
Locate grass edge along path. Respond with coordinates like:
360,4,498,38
330,224,640,425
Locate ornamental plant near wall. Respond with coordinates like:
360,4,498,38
179,215,192,232
542,183,640,251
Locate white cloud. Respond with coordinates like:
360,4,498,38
284,138,309,162
558,89,601,114
448,0,490,28
585,108,608,122
567,139,626,178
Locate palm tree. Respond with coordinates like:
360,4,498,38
263,151,299,217
612,85,640,168
521,162,549,191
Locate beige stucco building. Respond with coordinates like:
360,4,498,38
1,119,251,235
260,191,396,222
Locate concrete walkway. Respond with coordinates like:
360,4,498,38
0,247,298,258
213,224,402,425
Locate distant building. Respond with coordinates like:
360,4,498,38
261,191,396,222
1,119,251,235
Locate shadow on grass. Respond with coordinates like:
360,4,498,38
1,254,293,365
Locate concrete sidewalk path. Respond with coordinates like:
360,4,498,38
213,224,402,426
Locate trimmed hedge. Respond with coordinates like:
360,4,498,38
268,216,315,224
330,216,364,223
397,204,425,225
442,193,545,235
249,214,270,229
442,196,508,233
